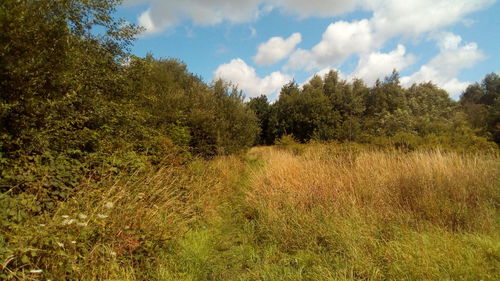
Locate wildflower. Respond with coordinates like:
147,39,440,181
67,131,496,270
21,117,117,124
104,202,114,209
56,242,64,247
29,269,43,273
77,222,88,227
71,241,76,244
97,214,108,219
61,215,69,218
62,219,75,225
78,214,87,219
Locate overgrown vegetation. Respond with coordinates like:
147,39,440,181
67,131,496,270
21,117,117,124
4,144,498,280
0,0,258,205
1,0,499,280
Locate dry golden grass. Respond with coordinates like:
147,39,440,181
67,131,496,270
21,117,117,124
249,146,499,232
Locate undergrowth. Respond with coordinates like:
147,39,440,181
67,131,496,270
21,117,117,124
1,144,499,280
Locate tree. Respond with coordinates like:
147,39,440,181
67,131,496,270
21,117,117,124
273,80,339,142
248,95,274,145
460,73,500,143
1,0,141,198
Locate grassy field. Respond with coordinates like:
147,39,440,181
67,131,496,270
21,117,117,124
3,144,499,280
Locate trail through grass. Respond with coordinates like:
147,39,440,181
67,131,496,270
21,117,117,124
4,145,498,280
156,146,499,281
154,148,270,280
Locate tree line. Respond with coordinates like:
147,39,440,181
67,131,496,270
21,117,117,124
249,71,499,147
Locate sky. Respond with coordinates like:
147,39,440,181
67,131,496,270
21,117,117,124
117,0,500,100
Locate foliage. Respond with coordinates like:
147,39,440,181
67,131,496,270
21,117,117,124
460,73,500,143
1,0,258,211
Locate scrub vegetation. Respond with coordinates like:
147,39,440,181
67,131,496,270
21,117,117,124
1,1,499,280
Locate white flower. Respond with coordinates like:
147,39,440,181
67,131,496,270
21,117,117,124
78,214,87,219
62,219,75,225
61,215,69,218
97,214,108,219
104,202,114,209
77,222,88,227
29,269,43,273
71,241,76,244
56,242,64,247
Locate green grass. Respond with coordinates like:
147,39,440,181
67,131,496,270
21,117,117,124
2,144,499,280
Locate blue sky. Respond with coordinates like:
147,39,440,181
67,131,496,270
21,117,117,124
117,0,499,100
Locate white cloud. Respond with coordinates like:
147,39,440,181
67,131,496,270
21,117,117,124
273,0,364,18
401,33,485,98
254,33,302,66
370,0,494,38
283,0,493,71
286,20,377,70
435,32,462,51
351,44,416,85
129,0,261,34
127,0,495,36
214,59,292,98
138,9,165,34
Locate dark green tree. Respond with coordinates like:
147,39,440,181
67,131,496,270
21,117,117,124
248,95,274,145
460,73,500,143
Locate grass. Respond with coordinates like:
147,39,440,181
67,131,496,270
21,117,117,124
2,143,499,280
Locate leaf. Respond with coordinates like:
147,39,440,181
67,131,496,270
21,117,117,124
21,255,30,264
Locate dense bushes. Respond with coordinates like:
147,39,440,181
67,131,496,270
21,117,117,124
0,0,259,207
1,1,258,278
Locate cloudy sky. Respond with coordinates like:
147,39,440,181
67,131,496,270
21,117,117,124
118,0,499,99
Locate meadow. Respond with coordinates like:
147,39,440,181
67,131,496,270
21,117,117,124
2,1,499,280
4,142,498,280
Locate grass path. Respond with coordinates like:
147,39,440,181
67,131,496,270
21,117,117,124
154,147,499,281
157,148,276,280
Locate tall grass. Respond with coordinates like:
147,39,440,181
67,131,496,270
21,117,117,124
245,145,499,280
2,144,499,280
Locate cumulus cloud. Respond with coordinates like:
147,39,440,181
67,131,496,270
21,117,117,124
401,33,485,98
351,44,416,85
254,33,302,66
283,0,493,71
214,59,292,97
127,0,494,36
286,20,377,70
129,0,261,34
370,0,495,38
